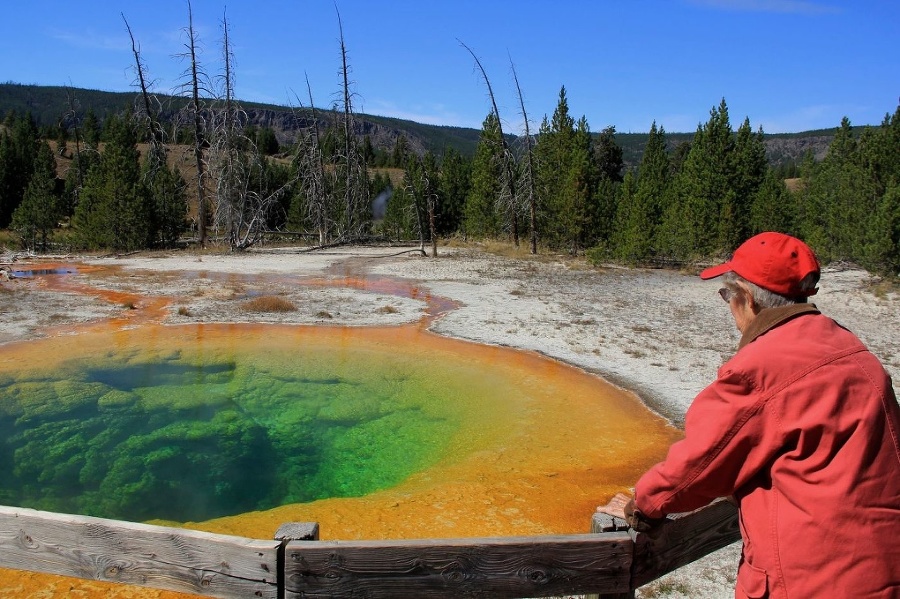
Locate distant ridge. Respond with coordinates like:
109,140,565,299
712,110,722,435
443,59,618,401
0,83,839,166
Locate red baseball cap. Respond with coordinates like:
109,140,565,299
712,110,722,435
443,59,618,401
700,232,820,297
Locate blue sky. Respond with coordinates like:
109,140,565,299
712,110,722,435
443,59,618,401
1,0,897,134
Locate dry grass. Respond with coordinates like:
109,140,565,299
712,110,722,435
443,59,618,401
240,295,296,313
624,347,647,358
176,306,192,316
572,318,597,325
375,305,399,314
868,277,900,299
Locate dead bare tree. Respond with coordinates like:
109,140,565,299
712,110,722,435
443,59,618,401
123,14,167,184
210,9,243,247
63,84,85,193
510,57,538,254
123,13,191,249
209,10,296,250
402,154,439,257
291,78,331,245
460,40,520,247
333,6,370,242
176,0,211,247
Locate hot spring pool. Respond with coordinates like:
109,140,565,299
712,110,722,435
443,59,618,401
0,321,679,539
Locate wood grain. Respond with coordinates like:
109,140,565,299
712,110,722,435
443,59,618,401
0,505,281,598
283,533,633,598
629,498,740,588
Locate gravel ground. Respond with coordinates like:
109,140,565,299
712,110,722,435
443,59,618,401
1,244,897,598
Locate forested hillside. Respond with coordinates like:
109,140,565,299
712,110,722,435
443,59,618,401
1,82,897,279
1,83,837,168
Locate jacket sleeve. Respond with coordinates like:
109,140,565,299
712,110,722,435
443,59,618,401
634,364,788,518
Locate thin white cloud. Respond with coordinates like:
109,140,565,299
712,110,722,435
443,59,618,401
362,99,474,128
687,0,841,15
757,103,866,133
49,28,130,52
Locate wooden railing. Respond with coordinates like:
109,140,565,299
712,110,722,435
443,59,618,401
0,500,739,598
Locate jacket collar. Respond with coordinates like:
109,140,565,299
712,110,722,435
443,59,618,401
739,303,820,349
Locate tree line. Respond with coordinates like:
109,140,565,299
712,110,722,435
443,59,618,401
0,7,897,277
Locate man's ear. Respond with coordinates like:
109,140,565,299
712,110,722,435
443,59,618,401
738,282,760,314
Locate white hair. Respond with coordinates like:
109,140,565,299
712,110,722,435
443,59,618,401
723,272,819,309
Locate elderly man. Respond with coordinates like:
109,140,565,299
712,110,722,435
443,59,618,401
625,232,900,598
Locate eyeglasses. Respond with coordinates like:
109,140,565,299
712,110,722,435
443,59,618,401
718,287,737,303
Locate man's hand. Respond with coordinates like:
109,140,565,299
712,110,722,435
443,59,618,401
623,497,667,532
596,492,631,520
597,492,667,532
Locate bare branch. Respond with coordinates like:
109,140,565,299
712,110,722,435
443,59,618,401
510,56,538,254
459,40,520,246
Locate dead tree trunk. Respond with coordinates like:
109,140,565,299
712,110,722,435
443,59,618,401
184,0,208,247
333,7,370,242
510,59,538,255
210,11,295,251
289,79,330,247
123,14,166,182
460,40,520,247
64,85,85,193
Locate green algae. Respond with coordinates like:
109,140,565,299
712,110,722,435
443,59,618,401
0,325,515,524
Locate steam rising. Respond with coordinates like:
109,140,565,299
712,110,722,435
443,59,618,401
372,187,393,220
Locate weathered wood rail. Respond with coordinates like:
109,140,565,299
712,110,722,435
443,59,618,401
0,500,739,598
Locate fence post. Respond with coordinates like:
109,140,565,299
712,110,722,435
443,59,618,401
274,522,319,599
588,511,636,599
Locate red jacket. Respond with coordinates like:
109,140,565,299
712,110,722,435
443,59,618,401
635,306,900,598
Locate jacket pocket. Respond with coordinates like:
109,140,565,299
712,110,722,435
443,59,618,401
737,561,769,598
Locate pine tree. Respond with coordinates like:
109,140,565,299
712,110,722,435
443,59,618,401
11,140,59,251
613,122,670,262
858,106,900,272
594,126,624,183
565,116,598,252
81,108,101,149
74,114,152,250
0,112,40,228
383,161,417,241
750,169,796,236
724,118,768,248
145,160,188,248
659,100,736,260
865,184,900,274
798,117,870,262
437,147,470,236
534,87,578,250
464,112,503,238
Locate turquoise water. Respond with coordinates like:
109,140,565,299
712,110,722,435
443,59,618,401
0,326,493,523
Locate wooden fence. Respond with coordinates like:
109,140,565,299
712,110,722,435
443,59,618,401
0,500,739,598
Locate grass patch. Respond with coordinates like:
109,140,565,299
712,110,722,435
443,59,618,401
640,579,693,598
240,296,296,313
375,305,399,314
122,301,137,310
316,310,333,319
868,277,899,299
176,306,192,317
